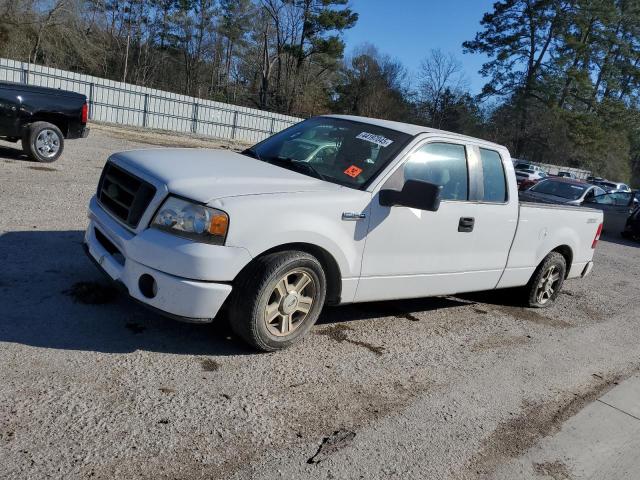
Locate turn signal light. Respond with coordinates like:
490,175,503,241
209,214,229,236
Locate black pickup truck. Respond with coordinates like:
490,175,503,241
0,81,89,162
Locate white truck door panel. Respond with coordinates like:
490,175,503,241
356,140,498,302
357,201,481,301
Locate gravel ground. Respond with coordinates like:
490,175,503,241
1,124,639,480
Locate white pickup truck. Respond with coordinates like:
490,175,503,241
84,115,603,351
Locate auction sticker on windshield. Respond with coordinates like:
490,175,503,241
344,165,363,178
356,132,394,147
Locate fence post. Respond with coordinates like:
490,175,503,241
231,111,238,139
269,117,275,134
191,102,198,134
88,83,95,120
142,93,149,128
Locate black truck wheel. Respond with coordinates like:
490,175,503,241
22,122,64,163
229,251,327,352
524,252,566,308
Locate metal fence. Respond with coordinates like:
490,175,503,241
0,58,302,144
511,158,592,180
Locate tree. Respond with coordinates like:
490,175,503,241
463,0,566,156
417,49,470,129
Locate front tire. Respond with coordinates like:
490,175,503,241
22,121,64,163
524,252,566,308
229,251,327,351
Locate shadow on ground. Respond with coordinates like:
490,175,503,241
0,229,481,356
0,143,33,162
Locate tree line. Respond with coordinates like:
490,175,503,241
1,0,639,185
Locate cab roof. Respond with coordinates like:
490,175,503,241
323,114,505,150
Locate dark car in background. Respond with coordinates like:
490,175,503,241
0,81,89,162
519,178,606,206
583,191,639,234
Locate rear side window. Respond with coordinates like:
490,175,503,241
479,148,507,202
404,143,468,201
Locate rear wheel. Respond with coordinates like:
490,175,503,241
229,251,326,351
524,252,566,308
22,121,64,163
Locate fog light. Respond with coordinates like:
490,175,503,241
139,274,157,299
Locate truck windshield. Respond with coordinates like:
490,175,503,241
243,117,412,189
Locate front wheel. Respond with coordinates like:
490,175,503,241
524,252,566,308
22,121,64,163
229,251,327,351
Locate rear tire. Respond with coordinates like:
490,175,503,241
229,251,327,352
22,121,64,163
524,252,566,308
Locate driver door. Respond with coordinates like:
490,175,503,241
355,141,482,302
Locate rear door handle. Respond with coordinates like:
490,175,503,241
458,217,475,233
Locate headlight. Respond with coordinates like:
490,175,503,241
151,196,229,245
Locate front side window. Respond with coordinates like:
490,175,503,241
591,192,633,206
403,142,469,201
244,117,411,189
479,148,507,202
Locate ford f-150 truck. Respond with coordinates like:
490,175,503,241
0,81,89,162
84,115,603,351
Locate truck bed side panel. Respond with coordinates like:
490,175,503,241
497,202,602,288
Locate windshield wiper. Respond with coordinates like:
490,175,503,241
269,157,329,182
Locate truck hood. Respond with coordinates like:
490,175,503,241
110,148,342,203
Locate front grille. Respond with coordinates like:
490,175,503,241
97,162,156,228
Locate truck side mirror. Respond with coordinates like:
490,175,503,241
379,179,442,212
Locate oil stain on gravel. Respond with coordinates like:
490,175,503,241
316,324,385,356
200,358,220,372
64,281,117,304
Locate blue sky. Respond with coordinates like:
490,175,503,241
343,0,495,94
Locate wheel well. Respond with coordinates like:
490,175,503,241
551,245,573,277
26,113,69,137
251,243,342,305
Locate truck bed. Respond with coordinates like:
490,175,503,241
496,201,603,289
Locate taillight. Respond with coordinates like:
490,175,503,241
81,102,88,123
592,223,603,249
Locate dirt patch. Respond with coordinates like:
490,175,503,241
471,335,531,352
93,122,250,151
492,305,572,328
533,460,573,479
470,372,628,477
316,324,385,356
27,166,57,172
307,429,356,464
63,281,117,304
200,358,220,372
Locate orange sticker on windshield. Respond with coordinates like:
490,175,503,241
344,165,363,178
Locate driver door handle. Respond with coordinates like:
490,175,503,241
458,217,475,233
